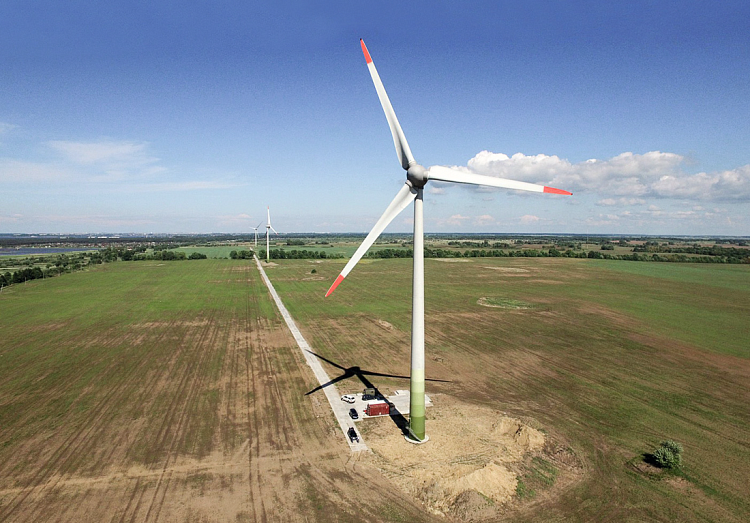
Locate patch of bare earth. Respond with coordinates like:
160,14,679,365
362,396,577,520
482,267,529,273
375,319,394,331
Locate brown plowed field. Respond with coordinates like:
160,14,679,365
0,261,437,522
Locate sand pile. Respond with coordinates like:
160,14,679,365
363,397,545,519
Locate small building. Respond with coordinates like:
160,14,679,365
365,400,390,417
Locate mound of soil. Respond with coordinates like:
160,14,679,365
363,397,545,519
482,267,529,273
375,319,394,331
477,297,534,309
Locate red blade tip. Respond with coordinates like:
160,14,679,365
325,274,345,297
543,186,572,195
360,39,372,64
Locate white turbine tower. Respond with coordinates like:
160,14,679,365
325,40,571,443
251,222,262,249
265,207,279,262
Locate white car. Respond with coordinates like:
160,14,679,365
341,394,356,404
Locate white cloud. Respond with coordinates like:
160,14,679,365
215,213,260,228
48,140,153,165
473,214,495,226
427,186,446,195
444,214,470,226
0,122,17,135
46,139,167,182
0,138,239,193
442,150,750,202
0,159,72,182
130,180,240,192
0,213,23,223
519,214,540,224
597,197,646,206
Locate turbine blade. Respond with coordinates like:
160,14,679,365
271,226,279,235
305,350,348,371
427,165,572,195
326,183,417,297
304,373,350,396
361,39,415,171
360,370,452,383
256,222,263,229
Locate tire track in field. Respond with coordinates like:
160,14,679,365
144,310,228,523
49,312,205,523
132,308,222,523
0,313,188,523
247,314,269,523
110,314,208,523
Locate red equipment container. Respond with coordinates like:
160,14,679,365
365,401,390,416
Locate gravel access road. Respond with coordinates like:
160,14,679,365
254,256,368,452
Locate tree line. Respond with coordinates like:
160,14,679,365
363,247,749,263
0,247,209,290
259,249,345,260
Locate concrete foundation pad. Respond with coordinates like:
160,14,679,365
404,434,430,445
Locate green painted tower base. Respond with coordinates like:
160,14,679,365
405,432,429,445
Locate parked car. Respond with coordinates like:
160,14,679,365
349,408,359,420
341,394,356,404
347,427,359,442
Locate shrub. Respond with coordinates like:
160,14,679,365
653,440,683,469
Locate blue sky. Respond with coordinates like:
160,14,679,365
1,1,749,235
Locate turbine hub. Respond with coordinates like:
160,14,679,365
406,163,427,188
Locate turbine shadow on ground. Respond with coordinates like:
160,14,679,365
304,350,449,436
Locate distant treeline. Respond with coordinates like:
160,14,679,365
0,246,209,290
229,250,255,259
93,246,208,261
260,249,345,260
632,244,750,263
364,247,750,264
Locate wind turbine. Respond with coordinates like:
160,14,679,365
251,222,263,249
325,40,572,443
265,206,279,262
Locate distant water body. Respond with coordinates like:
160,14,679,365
0,248,93,257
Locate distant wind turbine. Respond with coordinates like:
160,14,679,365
265,207,279,262
325,40,572,443
251,222,262,249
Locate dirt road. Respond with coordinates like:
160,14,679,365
254,256,367,452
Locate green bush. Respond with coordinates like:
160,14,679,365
653,440,683,469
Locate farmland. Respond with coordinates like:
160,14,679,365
1,255,749,522
267,256,750,521
0,260,433,522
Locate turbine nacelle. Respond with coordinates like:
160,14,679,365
406,163,428,187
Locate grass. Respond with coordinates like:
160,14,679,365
265,256,750,522
3,255,748,522
0,259,276,470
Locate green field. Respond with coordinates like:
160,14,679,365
1,256,748,522
0,260,433,522
266,257,750,522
